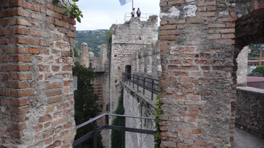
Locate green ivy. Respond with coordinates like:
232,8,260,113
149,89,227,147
74,47,80,57
53,0,83,23
154,93,162,148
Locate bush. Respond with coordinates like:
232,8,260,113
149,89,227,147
252,65,264,76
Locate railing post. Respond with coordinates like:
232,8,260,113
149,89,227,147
122,117,126,148
133,75,134,88
151,79,154,100
143,77,145,95
123,73,125,82
129,73,131,86
93,121,97,148
137,75,139,91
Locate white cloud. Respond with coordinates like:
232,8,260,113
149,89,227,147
75,0,160,30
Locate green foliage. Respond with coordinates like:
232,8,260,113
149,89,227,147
248,72,263,77
154,93,162,148
105,30,112,48
74,47,80,57
75,30,108,57
111,88,124,148
73,62,103,148
252,66,264,76
53,0,83,23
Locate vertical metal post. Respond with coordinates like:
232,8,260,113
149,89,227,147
133,75,134,88
93,121,97,148
151,79,154,100
137,75,139,91
143,77,145,95
129,73,131,86
122,117,126,148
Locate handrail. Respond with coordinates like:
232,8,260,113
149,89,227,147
122,73,160,100
124,12,155,22
76,113,155,129
73,113,156,148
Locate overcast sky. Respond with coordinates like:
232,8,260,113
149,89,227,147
76,0,160,30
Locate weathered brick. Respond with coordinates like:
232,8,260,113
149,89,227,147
168,0,185,5
54,19,69,29
10,37,39,45
1,65,29,71
10,0,40,12
46,83,62,90
10,90,34,98
160,25,177,30
30,29,44,37
160,36,176,41
5,81,29,89
46,9,62,20
208,24,225,28
46,90,62,97
207,34,221,39
39,114,52,122
62,16,76,25
197,1,216,6
187,18,204,24
48,96,63,104
29,48,40,54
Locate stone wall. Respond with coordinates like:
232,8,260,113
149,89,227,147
131,41,162,78
236,87,264,137
0,0,76,147
110,16,158,116
122,84,156,148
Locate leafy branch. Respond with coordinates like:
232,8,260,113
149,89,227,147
154,93,162,148
53,0,83,23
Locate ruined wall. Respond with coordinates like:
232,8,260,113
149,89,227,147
236,46,249,86
123,84,156,148
110,16,158,115
80,43,89,67
236,87,264,137
0,0,76,147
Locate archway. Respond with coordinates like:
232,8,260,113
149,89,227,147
233,6,264,147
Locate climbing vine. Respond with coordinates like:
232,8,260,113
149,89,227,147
154,93,162,148
53,0,83,23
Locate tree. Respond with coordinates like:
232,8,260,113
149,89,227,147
73,62,103,148
252,65,264,76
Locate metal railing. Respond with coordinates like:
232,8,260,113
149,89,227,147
122,73,159,100
73,113,156,148
124,13,154,22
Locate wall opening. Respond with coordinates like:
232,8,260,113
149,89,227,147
234,7,264,145
125,65,131,80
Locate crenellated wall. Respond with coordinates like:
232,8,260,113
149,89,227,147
131,41,162,78
0,0,76,147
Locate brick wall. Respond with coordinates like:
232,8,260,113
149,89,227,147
0,0,76,147
159,0,264,148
